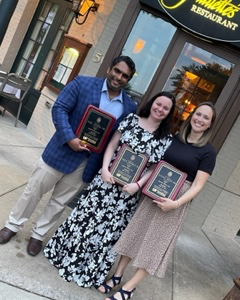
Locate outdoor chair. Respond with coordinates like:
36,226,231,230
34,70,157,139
0,73,32,127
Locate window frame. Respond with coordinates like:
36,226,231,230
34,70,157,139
46,34,92,94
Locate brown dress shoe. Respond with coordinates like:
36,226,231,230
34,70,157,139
0,227,17,244
27,237,43,256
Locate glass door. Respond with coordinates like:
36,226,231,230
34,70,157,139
16,1,74,92
4,0,74,124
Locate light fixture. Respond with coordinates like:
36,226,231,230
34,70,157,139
66,0,99,25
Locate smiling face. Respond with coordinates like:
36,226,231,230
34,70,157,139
190,104,214,134
150,96,173,122
106,61,132,92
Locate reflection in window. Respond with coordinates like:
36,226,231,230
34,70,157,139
36,22,50,44
39,2,52,21
163,43,235,132
121,10,176,99
45,4,58,24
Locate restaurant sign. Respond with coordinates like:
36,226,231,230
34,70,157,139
158,0,240,42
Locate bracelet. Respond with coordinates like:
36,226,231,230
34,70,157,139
136,182,141,189
176,200,180,208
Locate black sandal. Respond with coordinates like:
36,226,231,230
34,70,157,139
109,287,136,300
98,275,122,294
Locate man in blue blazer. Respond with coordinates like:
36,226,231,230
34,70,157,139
0,56,137,256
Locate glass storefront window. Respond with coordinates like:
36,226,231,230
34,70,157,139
121,10,176,99
163,42,235,132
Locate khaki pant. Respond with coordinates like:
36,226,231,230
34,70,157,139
6,157,87,240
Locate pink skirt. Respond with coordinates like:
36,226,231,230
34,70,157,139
113,181,192,277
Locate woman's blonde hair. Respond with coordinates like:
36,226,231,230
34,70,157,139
179,102,216,147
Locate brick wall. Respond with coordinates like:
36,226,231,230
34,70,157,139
186,115,240,239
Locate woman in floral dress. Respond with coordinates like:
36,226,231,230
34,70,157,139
44,91,176,288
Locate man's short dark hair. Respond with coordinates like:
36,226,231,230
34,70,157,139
110,56,136,80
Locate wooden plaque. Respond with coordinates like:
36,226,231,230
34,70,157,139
76,105,116,153
110,144,149,186
143,160,187,201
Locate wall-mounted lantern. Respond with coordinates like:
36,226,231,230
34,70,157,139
65,0,99,25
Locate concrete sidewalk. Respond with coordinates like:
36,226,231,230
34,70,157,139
0,110,239,300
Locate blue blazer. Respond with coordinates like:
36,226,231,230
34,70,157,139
42,76,137,182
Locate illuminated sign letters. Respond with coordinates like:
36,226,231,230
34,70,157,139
158,0,240,42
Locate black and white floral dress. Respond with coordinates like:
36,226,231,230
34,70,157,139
44,113,172,288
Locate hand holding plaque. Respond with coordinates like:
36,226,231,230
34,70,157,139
143,161,187,201
110,144,149,186
76,105,116,153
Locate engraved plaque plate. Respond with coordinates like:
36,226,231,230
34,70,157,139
76,105,116,153
110,144,149,186
143,160,187,200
